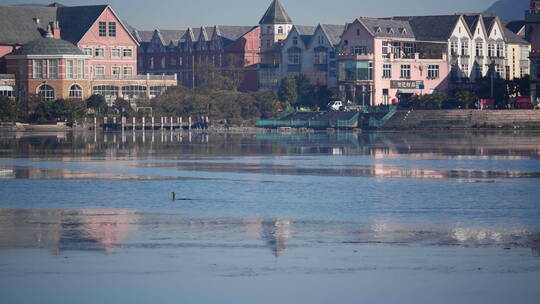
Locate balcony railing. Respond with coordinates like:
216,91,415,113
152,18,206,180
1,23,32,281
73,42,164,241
337,52,374,61
0,74,15,80
91,74,177,81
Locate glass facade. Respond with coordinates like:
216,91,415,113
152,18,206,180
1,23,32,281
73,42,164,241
338,61,373,82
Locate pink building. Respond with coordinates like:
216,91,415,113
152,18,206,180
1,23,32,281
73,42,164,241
337,18,449,106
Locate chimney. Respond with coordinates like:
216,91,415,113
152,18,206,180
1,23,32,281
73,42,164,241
45,24,53,38
33,18,40,25
50,21,61,39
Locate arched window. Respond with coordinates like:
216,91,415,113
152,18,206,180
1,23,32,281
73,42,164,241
37,84,55,101
69,84,83,100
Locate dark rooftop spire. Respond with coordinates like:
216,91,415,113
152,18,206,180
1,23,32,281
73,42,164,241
259,0,293,25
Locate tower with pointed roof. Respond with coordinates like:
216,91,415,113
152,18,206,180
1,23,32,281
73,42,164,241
259,0,293,53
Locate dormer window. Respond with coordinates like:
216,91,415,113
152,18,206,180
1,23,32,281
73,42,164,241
278,26,284,34
356,29,360,36
387,28,394,34
399,28,406,35
293,37,298,46
375,27,382,33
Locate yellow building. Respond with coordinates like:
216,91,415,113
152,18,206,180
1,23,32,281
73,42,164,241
504,28,531,80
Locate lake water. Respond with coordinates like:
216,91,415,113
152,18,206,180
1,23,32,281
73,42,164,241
0,130,539,304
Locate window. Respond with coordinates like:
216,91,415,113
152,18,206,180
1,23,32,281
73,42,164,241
170,58,176,66
461,64,469,77
108,22,116,37
400,64,411,78
179,57,183,65
32,60,43,79
496,44,505,58
314,51,327,65
392,42,401,59
37,84,55,101
161,57,166,69
150,86,167,98
266,26,272,34
95,66,105,77
428,65,439,79
48,59,58,79
149,58,154,69
293,37,298,46
383,64,392,78
488,43,495,57
83,48,92,56
99,22,107,37
356,29,360,36
77,60,84,79
382,41,389,59
450,41,458,56
338,61,373,81
122,85,147,101
278,26,283,34
266,40,271,48
476,41,483,57
95,48,104,57
288,53,301,65
123,66,133,76
67,60,74,79
123,48,132,57
404,42,414,59
92,85,119,103
0,86,14,99
461,39,469,56
111,48,120,57
351,46,367,55
68,84,83,100
112,66,121,78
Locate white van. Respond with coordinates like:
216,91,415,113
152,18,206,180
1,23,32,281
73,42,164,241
327,101,343,111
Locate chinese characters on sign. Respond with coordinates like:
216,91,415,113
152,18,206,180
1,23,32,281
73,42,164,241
390,80,424,89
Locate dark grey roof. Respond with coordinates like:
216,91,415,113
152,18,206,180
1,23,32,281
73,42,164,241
0,6,57,45
295,25,316,45
11,37,84,55
0,4,111,45
320,24,345,45
504,20,526,34
392,15,461,41
136,26,255,46
503,27,529,44
56,6,108,44
463,15,481,32
358,18,415,39
259,0,293,25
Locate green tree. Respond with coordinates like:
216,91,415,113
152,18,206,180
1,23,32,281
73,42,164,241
454,90,479,109
113,98,132,115
294,74,312,106
34,100,55,122
86,94,107,115
0,95,19,122
278,77,297,105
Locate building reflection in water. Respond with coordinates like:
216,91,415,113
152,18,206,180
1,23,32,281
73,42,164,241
0,209,139,255
261,219,293,257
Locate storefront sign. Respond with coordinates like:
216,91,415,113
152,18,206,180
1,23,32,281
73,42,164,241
390,80,424,89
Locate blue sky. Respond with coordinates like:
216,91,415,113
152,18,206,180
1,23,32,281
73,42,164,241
0,0,497,30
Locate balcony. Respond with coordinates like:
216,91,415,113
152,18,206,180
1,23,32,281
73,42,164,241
337,52,374,61
91,74,177,81
0,74,15,80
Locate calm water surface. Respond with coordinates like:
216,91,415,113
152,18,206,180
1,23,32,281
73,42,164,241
0,130,539,304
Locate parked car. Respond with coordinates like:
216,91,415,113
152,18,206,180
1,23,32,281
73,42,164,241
327,100,343,111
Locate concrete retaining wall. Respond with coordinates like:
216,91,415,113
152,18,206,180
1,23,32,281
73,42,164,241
382,110,540,129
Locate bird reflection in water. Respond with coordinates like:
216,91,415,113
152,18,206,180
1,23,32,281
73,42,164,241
262,219,293,257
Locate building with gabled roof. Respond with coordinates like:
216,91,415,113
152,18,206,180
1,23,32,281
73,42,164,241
0,3,176,103
135,25,260,90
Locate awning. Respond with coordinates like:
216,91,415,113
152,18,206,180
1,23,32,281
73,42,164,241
0,86,13,91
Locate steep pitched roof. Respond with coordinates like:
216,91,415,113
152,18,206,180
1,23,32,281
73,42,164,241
392,15,461,41
320,24,345,45
136,26,255,47
56,5,109,44
504,20,526,35
503,27,529,44
0,6,57,45
259,0,293,25
358,17,415,39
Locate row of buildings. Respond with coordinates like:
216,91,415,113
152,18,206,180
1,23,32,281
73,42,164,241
0,0,539,106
